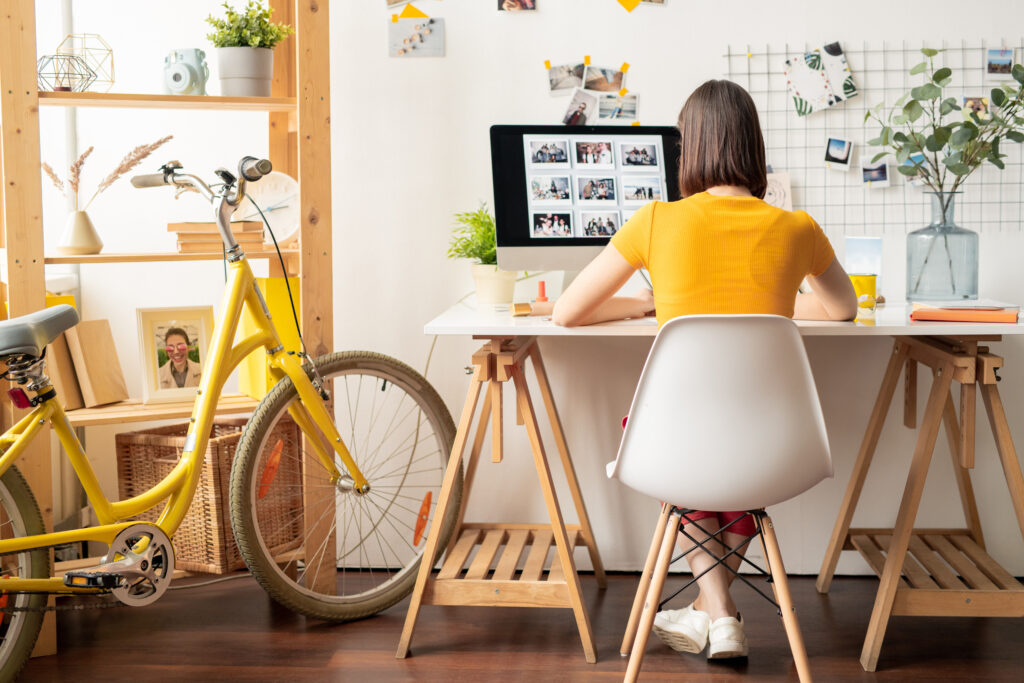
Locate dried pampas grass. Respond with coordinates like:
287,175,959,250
41,162,66,196
84,135,173,210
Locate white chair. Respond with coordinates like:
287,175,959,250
608,315,833,683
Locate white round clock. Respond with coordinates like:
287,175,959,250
240,171,300,246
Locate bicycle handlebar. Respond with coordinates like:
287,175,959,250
239,156,273,182
130,172,169,188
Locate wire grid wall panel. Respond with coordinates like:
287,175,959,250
724,40,1024,238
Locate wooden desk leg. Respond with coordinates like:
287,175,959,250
817,341,909,593
979,383,1024,541
397,377,482,659
860,361,953,672
444,390,491,560
620,502,671,656
512,365,598,664
528,345,608,589
941,393,985,548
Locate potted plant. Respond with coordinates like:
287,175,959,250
206,1,294,97
866,48,1024,300
447,203,517,305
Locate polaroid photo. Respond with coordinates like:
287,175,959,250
963,96,991,122
640,0,667,4
622,176,663,203
386,0,408,6
531,211,573,238
527,138,570,168
582,65,625,92
548,63,585,95
529,175,572,204
388,18,445,58
580,210,622,237
901,152,927,187
764,171,793,211
620,142,659,168
573,139,615,168
824,137,853,170
861,160,890,188
137,306,214,404
597,93,639,123
562,88,597,126
498,0,536,9
985,48,1015,81
576,176,617,203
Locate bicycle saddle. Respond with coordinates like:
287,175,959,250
0,304,79,357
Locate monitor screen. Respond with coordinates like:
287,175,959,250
491,124,681,270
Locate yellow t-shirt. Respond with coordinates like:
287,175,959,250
611,192,836,327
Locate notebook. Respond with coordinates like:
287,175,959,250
910,299,1020,323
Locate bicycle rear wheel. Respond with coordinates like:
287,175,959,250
0,466,50,681
229,351,462,621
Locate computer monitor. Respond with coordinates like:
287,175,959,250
491,124,681,272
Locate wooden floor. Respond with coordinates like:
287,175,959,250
20,572,1024,681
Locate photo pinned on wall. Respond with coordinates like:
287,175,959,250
621,142,659,167
640,0,667,4
577,176,617,202
597,93,639,122
573,140,614,168
985,48,1015,81
963,96,990,122
862,160,890,188
583,65,625,92
622,176,662,203
900,152,927,187
562,88,597,126
548,63,585,95
784,41,858,116
527,139,570,167
580,210,622,237
388,18,445,58
498,0,536,9
824,137,853,170
529,175,572,204
764,171,793,211
532,211,573,237
137,306,214,404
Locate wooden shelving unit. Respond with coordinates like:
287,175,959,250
65,394,259,427
0,0,334,656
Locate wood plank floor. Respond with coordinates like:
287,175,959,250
20,573,1024,681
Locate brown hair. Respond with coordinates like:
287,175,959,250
164,327,191,346
676,80,767,199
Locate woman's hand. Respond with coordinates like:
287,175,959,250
634,288,655,316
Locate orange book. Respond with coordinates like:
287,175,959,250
168,221,263,234
910,301,1020,323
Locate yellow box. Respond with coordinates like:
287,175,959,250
2,293,76,319
238,278,300,400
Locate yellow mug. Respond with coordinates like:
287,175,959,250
849,273,877,309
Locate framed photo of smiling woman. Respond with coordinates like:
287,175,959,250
137,306,214,404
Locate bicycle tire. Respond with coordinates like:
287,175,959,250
0,465,50,682
229,351,462,621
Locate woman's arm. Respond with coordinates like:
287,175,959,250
793,257,858,321
551,244,653,326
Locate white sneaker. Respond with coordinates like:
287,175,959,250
652,603,711,654
707,613,748,659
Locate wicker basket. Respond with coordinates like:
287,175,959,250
116,417,303,574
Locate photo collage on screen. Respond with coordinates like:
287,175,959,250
523,135,667,239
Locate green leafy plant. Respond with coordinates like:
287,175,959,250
206,1,294,49
447,203,498,265
866,47,1024,216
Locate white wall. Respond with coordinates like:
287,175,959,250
34,1,1024,574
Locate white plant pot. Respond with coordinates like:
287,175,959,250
471,264,517,305
57,210,102,255
216,47,274,97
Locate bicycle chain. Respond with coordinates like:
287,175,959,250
1,594,123,614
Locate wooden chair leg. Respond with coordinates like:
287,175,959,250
620,502,672,656
625,511,680,683
759,514,812,683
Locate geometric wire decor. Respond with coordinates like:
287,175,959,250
57,33,114,92
36,54,96,92
725,40,1024,237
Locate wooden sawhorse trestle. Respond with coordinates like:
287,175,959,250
397,336,607,663
816,335,1024,672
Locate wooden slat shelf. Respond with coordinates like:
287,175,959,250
43,250,298,265
65,394,259,427
38,91,296,112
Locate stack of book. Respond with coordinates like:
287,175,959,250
170,221,265,254
910,299,1020,323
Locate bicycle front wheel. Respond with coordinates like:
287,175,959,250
230,351,461,621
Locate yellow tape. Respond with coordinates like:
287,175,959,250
391,14,398,22
584,55,591,65
620,62,630,73
399,3,429,18
617,0,642,10
631,121,640,126
618,88,629,97
544,59,551,70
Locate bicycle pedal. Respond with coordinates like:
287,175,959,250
63,556,145,590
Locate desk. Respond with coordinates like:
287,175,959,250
399,302,1024,669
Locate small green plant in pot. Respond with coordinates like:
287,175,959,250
447,203,517,304
866,47,1024,300
206,0,294,97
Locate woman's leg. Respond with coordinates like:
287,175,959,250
716,511,756,586
678,513,737,621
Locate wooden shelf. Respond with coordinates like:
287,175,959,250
43,250,298,265
65,394,259,427
38,91,296,112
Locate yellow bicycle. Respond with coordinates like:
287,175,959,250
0,157,462,679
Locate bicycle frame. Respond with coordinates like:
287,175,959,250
0,255,369,594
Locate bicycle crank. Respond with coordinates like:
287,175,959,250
63,523,175,607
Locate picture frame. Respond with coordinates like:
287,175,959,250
137,306,214,404
985,47,1015,82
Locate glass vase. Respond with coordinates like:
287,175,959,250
906,192,978,301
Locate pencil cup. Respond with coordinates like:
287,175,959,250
849,273,877,310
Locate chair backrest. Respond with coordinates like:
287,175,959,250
607,315,833,511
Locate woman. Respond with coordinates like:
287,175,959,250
550,80,856,660
157,327,203,389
